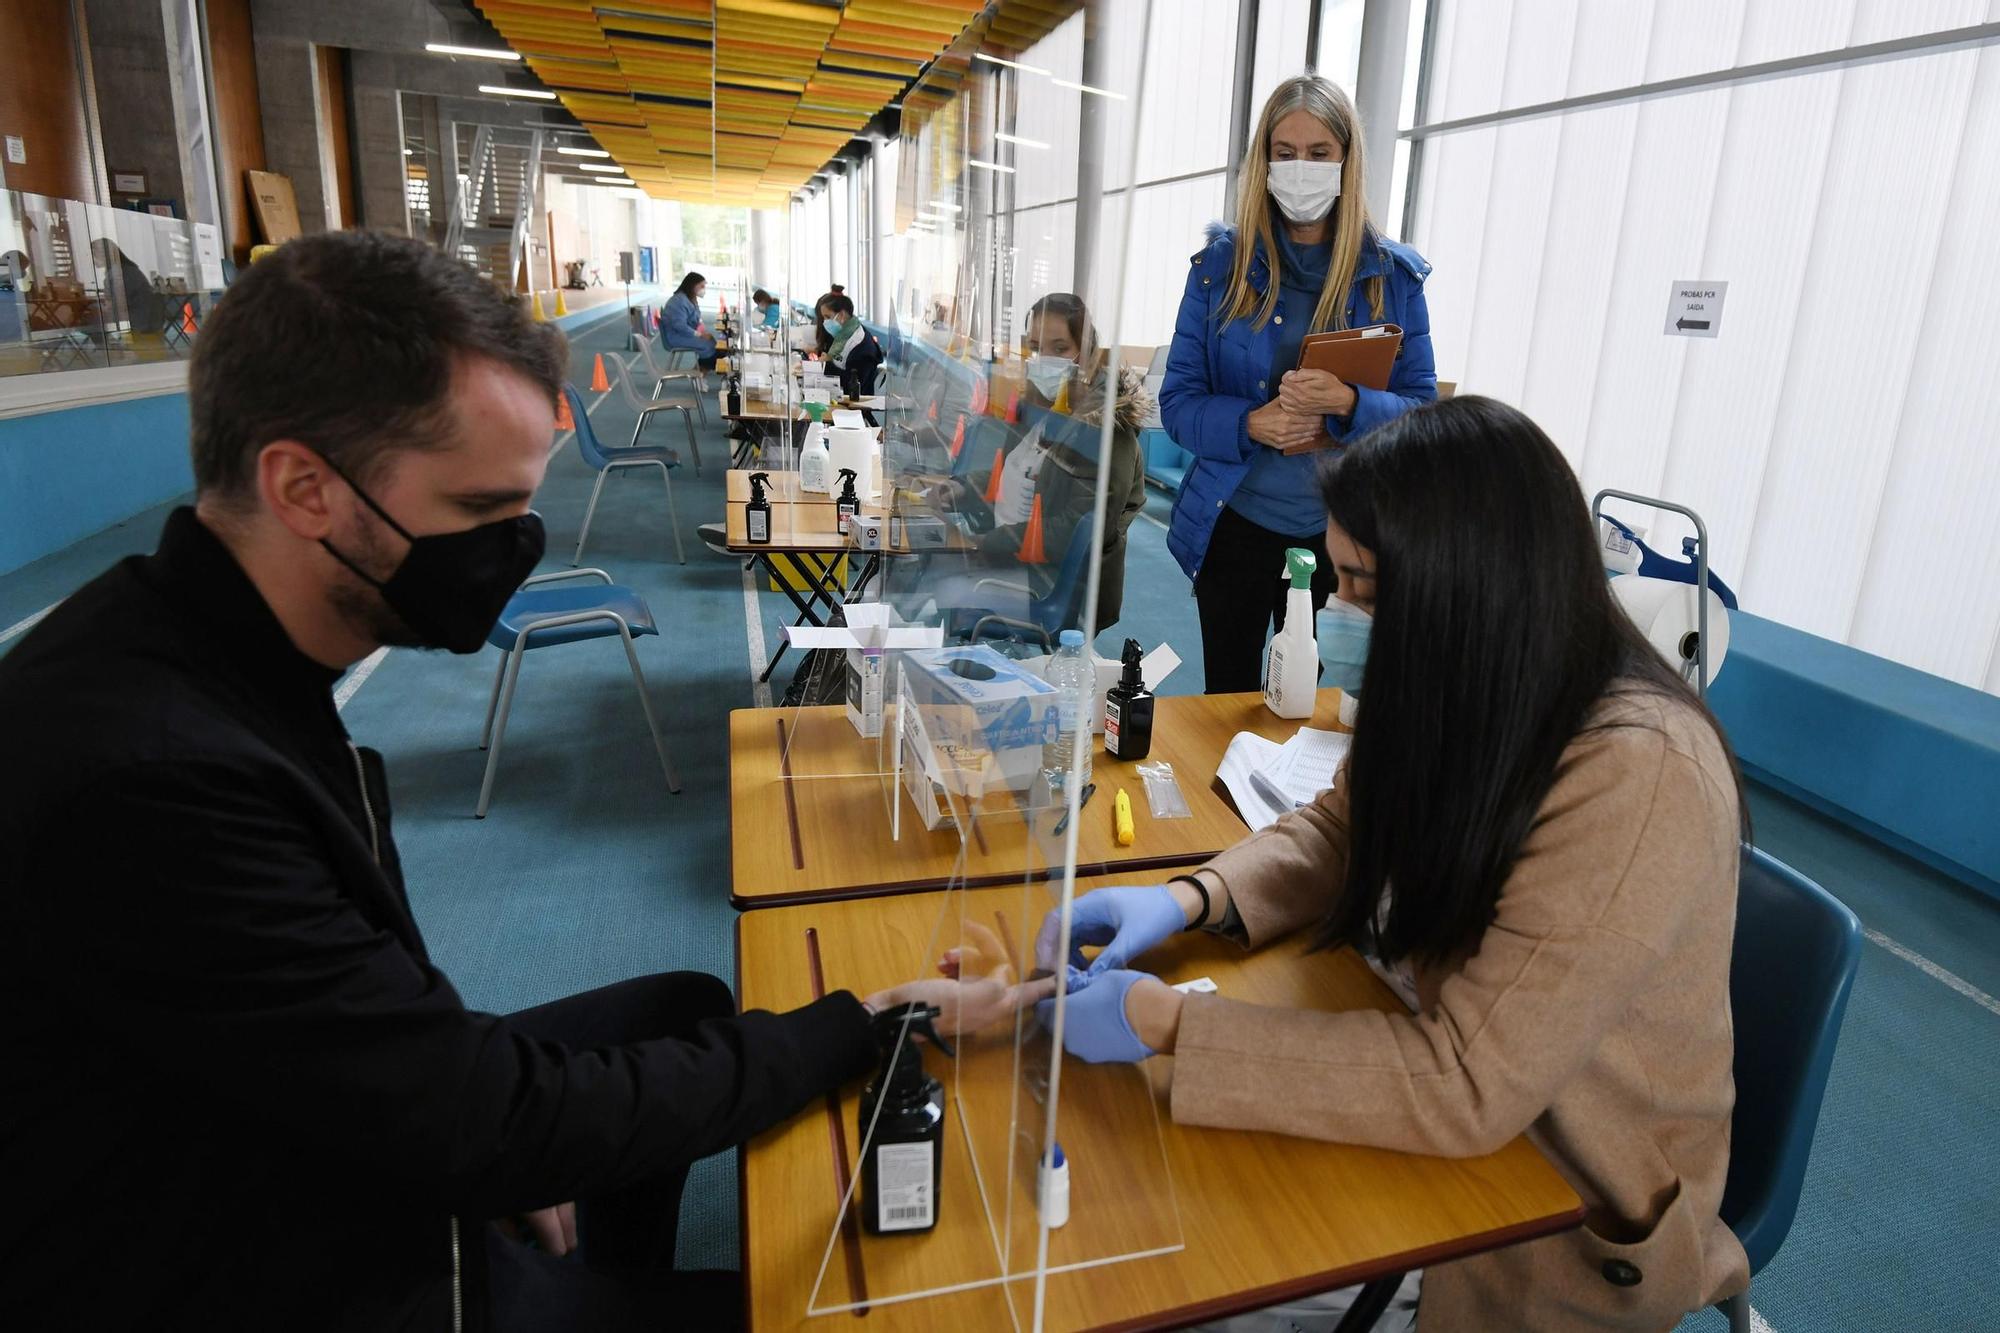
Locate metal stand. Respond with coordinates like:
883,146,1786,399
1591,488,1713,700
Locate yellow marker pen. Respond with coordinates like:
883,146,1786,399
1113,787,1135,846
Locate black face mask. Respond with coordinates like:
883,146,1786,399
319,460,545,654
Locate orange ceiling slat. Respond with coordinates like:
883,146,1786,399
476,0,989,205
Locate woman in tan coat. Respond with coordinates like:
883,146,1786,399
1037,396,1752,1331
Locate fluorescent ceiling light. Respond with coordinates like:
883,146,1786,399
427,42,520,61
1052,77,1127,100
996,132,1049,150
967,159,1016,174
975,52,1050,75
479,84,556,100
557,146,611,158
575,162,623,172
930,201,963,211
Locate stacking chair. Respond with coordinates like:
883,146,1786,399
605,351,702,474
1715,846,1863,1331
475,569,682,819
954,524,1099,649
633,335,710,428
565,382,687,567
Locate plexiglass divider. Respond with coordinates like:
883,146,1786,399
762,1,1179,1323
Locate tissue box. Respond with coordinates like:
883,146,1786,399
902,645,1057,791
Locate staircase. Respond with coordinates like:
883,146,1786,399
442,125,546,292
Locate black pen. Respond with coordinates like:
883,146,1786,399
1052,782,1097,837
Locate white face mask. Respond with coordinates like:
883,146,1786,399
1267,159,1343,224
1025,353,1075,399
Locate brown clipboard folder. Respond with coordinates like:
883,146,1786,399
1296,323,1403,390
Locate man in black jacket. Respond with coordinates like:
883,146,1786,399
0,232,878,1330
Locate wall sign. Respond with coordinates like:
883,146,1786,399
114,171,148,194
1665,280,1727,338
4,136,24,165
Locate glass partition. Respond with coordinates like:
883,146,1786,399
743,0,1182,1321
0,189,227,377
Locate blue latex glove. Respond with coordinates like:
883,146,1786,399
1034,884,1185,981
1034,968,1155,1064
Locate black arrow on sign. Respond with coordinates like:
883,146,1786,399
1676,317,1711,331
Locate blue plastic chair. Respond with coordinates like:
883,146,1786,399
1715,845,1863,1330
564,382,686,567
475,568,682,819
957,523,1100,650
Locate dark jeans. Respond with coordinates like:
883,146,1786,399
1194,505,1337,694
487,972,741,1331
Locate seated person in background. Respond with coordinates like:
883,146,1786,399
661,269,717,371
0,232,880,1331
923,292,1148,635
814,290,883,398
751,287,782,329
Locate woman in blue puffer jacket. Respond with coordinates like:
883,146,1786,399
1161,74,1437,693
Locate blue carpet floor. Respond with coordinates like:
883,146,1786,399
5,310,1996,1326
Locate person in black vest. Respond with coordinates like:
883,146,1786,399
0,231,879,1331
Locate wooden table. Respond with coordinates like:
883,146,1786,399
729,688,1352,907
737,871,1585,1331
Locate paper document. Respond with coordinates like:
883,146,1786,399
1218,727,1351,830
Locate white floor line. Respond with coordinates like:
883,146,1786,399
333,647,390,712
1138,509,1169,530
1751,1306,1777,1333
1864,926,2000,1018
741,560,773,709
0,601,59,646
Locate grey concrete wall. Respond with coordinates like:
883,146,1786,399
350,82,406,232
83,0,186,208
253,39,329,232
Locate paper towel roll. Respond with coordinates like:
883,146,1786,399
1611,575,1730,687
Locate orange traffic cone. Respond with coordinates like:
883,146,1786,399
590,353,611,392
1005,388,1020,423
554,391,575,431
926,397,939,424
983,455,1005,505
1052,378,1071,414
180,302,198,335
1017,495,1048,564
970,377,989,415
949,414,966,459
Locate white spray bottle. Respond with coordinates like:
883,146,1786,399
798,421,832,494
1264,547,1319,719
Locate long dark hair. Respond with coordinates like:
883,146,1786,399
1313,395,1744,965
675,271,704,299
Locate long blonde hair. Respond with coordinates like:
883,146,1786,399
1223,75,1383,333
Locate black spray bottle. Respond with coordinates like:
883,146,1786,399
1103,637,1155,760
745,471,772,544
835,467,861,532
859,1002,953,1235
726,366,743,417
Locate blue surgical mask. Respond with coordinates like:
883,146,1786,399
822,317,843,337
1318,599,1371,693
1025,353,1075,399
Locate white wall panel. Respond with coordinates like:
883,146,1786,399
1109,173,1225,349
1738,51,1978,638
1136,0,1236,181
1014,14,1084,211
1656,70,1843,581
1250,0,1313,118
1851,0,1990,45
1495,0,1581,109
1836,42,2000,687
1566,0,1658,98
1641,0,1748,81
1456,116,1561,406
1516,103,1640,461
1736,0,1855,64
1409,126,1498,384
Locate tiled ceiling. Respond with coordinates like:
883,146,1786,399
471,0,988,207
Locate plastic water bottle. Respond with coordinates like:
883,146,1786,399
1042,629,1095,797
